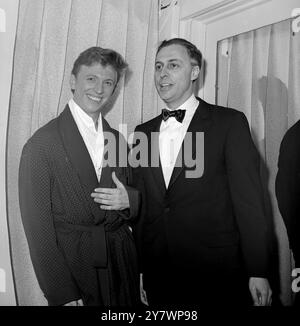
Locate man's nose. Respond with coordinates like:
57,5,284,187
94,81,103,94
160,66,169,78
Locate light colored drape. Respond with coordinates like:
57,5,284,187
217,18,300,305
7,0,158,305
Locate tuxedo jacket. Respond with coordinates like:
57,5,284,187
132,98,270,302
19,105,140,306
276,120,300,265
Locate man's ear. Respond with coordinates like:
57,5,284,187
70,74,76,92
191,65,200,81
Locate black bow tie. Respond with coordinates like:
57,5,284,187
162,108,186,123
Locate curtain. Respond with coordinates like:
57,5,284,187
217,18,300,305
6,0,158,305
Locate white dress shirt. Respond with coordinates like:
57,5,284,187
159,95,199,187
69,99,104,182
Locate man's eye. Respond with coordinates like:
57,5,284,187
155,64,162,71
105,81,113,86
87,77,95,81
169,63,178,69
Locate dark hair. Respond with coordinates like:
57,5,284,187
71,46,128,82
157,38,202,70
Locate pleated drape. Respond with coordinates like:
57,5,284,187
6,0,158,305
217,18,300,305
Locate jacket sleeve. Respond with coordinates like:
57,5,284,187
275,130,300,263
124,183,141,220
18,140,81,305
225,112,271,277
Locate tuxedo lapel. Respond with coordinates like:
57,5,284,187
168,98,212,189
146,116,166,196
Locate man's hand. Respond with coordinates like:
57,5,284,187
91,172,129,210
64,299,83,306
249,277,272,306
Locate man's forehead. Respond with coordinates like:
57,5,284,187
156,44,189,61
78,63,117,76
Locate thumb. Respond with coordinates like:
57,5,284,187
112,171,125,189
250,286,260,306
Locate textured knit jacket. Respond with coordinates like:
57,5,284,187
19,105,140,306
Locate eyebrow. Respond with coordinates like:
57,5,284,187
86,75,114,81
155,58,182,64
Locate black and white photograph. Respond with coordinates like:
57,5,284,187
0,0,299,320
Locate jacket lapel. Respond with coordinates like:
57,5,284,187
57,105,109,224
146,116,167,196
99,117,114,188
58,105,98,189
168,98,212,189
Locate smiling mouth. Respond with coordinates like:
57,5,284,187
87,94,102,102
159,83,173,91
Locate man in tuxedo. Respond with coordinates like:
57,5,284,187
132,38,272,306
276,121,300,306
19,47,140,306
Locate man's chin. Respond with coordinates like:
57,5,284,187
158,92,172,102
88,100,107,111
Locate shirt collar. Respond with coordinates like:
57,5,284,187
166,94,198,113
69,98,102,132
164,95,199,124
